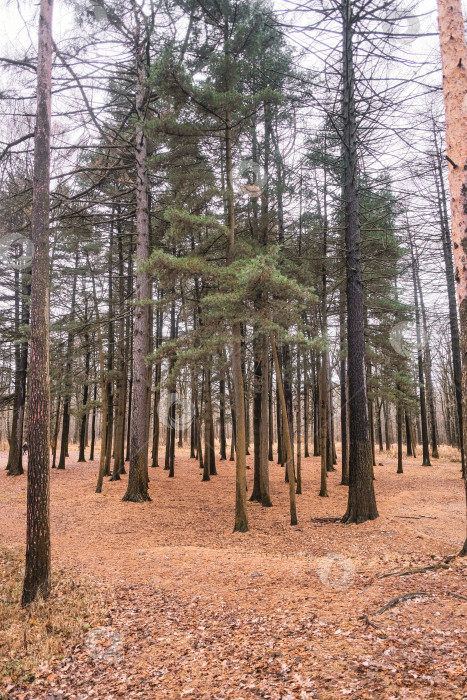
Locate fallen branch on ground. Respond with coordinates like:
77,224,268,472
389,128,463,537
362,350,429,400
377,556,456,579
358,614,388,637
374,592,434,615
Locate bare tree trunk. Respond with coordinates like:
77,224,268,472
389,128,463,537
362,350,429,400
51,394,61,470
112,224,127,478
341,0,378,523
397,398,403,474
78,303,90,463
123,25,151,503
271,333,297,525
7,256,29,476
219,366,227,461
437,0,467,554
22,0,53,606
319,354,328,497
250,334,262,502
260,335,272,507
225,107,248,532
408,229,431,466
433,128,464,467
296,345,302,495
339,286,349,485
57,252,79,469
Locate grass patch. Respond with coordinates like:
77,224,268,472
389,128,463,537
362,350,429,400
0,547,107,691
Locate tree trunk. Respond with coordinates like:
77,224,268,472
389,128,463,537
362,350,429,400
397,399,403,474
437,0,467,554
408,230,431,466
250,334,262,502
123,33,151,503
78,311,90,464
22,0,53,606
219,366,227,461
112,225,127,478
319,353,328,497
225,106,248,532
7,257,29,476
271,334,297,525
339,286,349,485
341,0,378,523
433,128,464,468
57,252,79,469
260,335,272,507
51,394,61,470
296,345,302,495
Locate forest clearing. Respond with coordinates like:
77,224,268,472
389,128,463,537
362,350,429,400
1,446,466,698
1,0,467,697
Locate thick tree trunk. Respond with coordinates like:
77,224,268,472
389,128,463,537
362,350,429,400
112,226,127,478
437,0,467,554
260,335,272,507
51,394,61,470
89,382,97,461
339,287,349,485
319,354,328,497
296,346,302,495
268,360,274,462
225,108,248,532
219,367,227,461
303,351,310,458
433,131,464,467
397,399,403,474
271,334,297,525
78,318,90,464
409,234,431,466
123,34,151,503
22,0,53,606
7,260,29,476
57,252,79,469
250,335,262,502
341,0,378,523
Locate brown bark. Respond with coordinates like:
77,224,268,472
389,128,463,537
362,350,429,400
340,0,378,523
437,0,467,554
260,335,272,507
296,346,302,495
271,334,297,526
225,106,248,532
22,0,54,606
123,22,151,503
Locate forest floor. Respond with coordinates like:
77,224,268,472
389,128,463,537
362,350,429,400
0,447,466,699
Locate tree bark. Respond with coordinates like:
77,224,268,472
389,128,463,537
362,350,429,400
123,25,151,503
341,0,378,523
22,0,54,606
437,0,467,554
271,334,297,525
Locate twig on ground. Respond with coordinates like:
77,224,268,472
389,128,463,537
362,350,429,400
374,592,434,615
359,614,388,637
394,515,437,520
447,591,467,602
377,556,456,579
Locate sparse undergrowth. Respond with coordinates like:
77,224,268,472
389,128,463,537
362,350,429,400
0,548,107,693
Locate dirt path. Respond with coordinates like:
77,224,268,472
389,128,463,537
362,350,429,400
1,450,466,698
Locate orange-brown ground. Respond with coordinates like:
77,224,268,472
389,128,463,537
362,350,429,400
1,447,466,699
